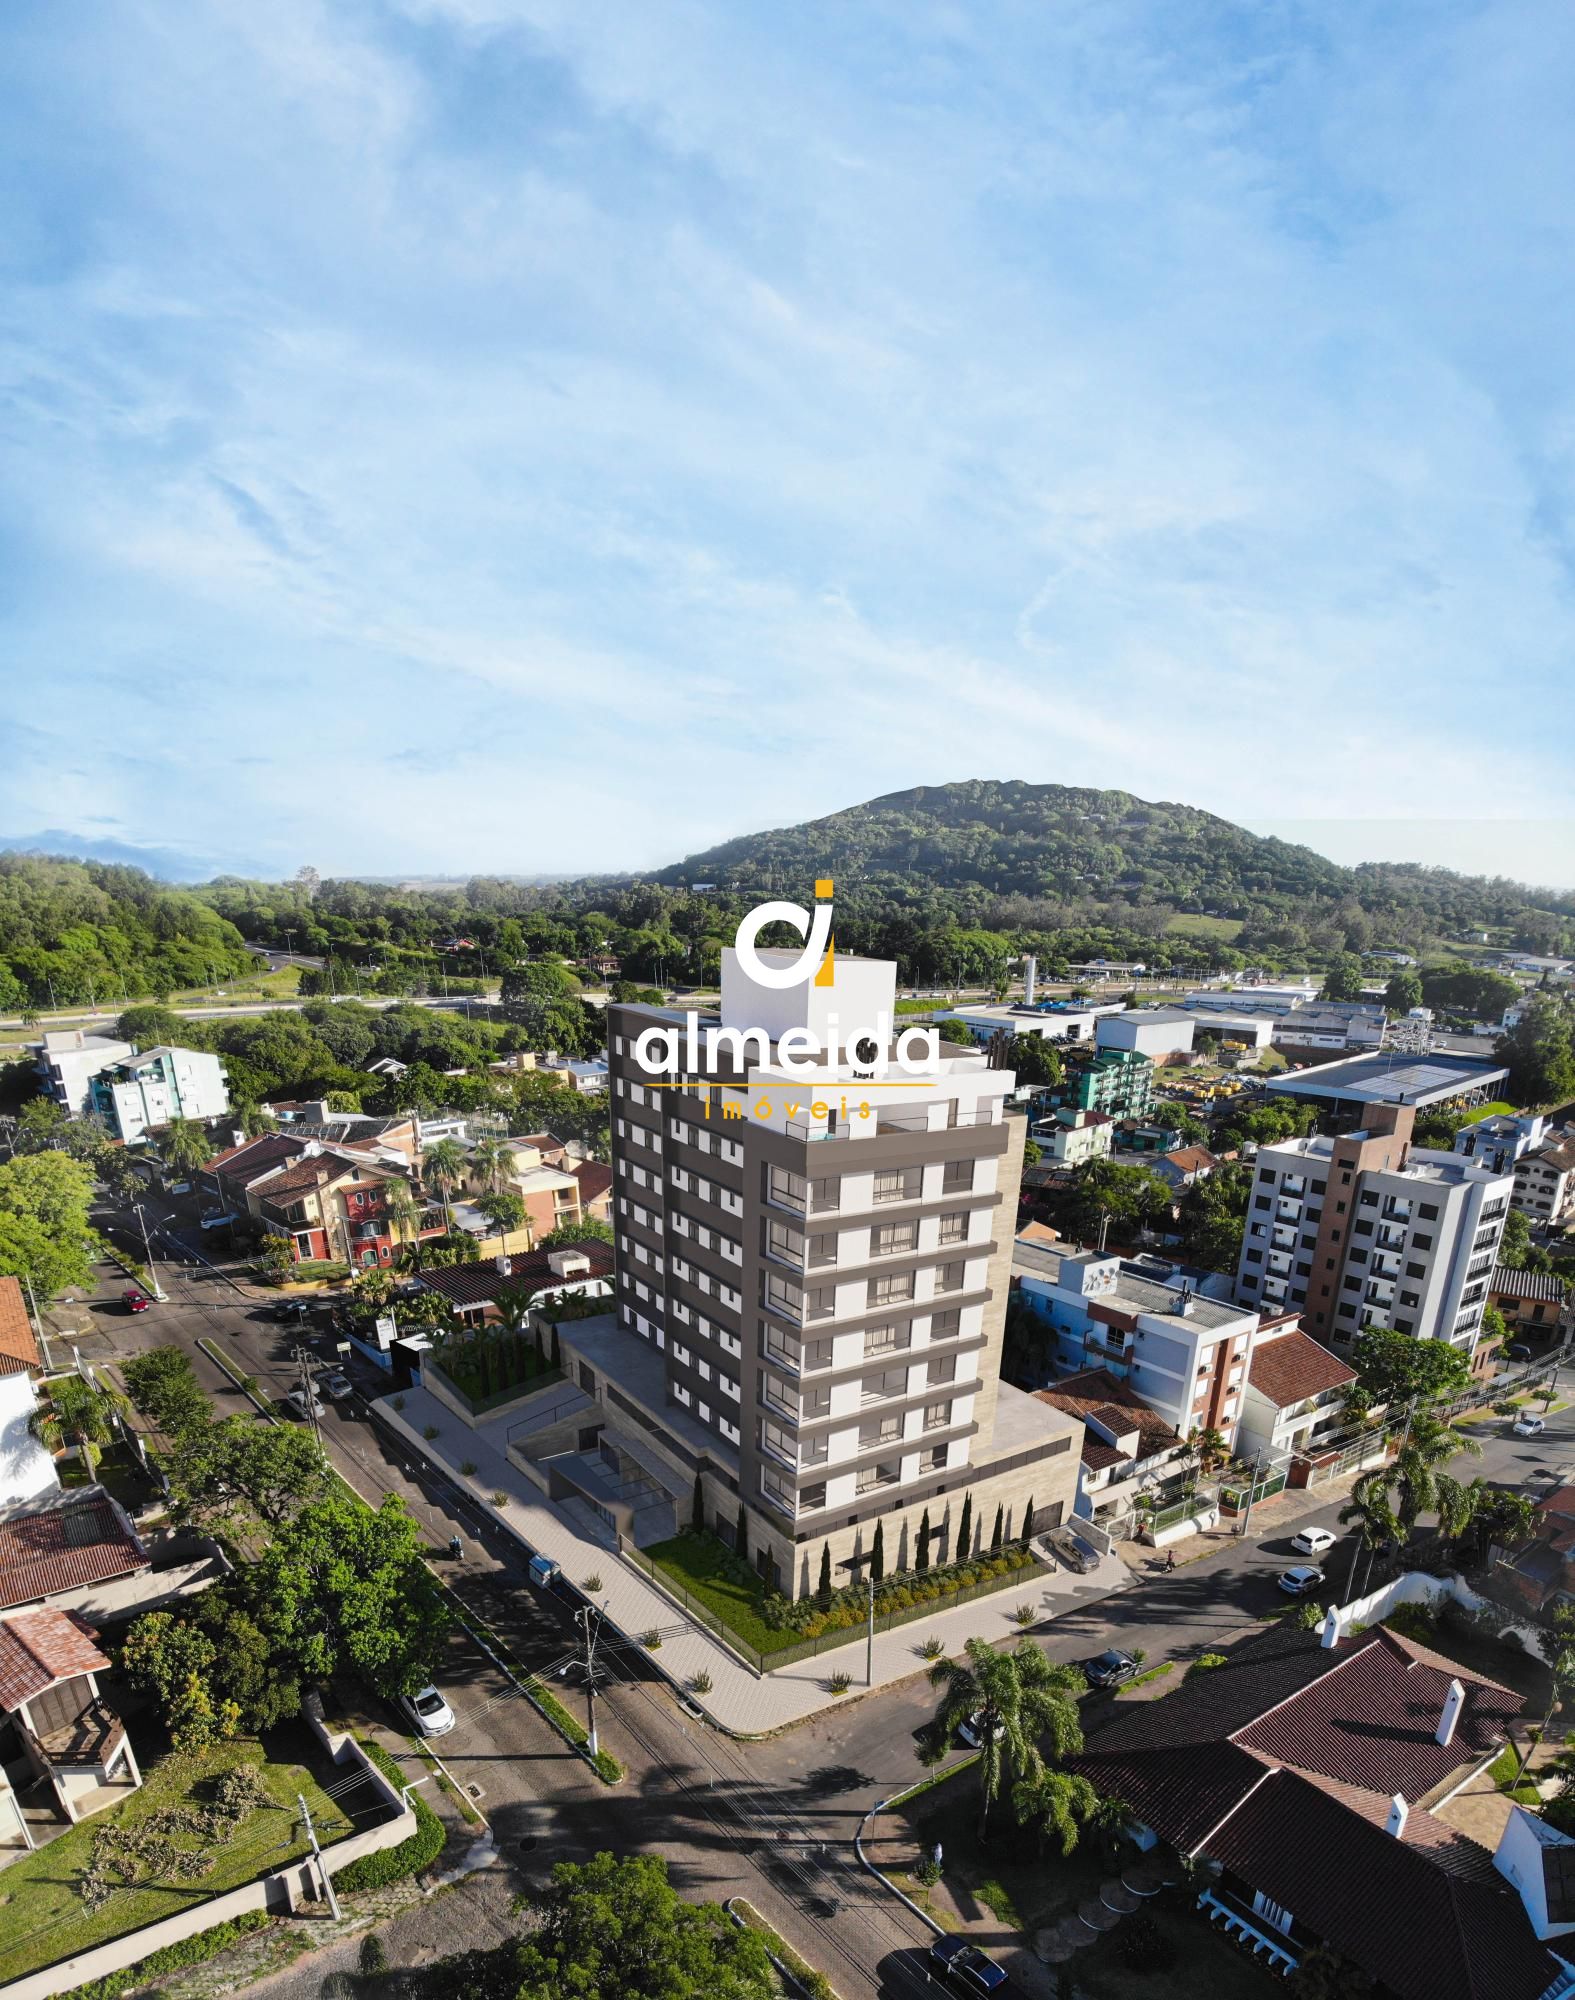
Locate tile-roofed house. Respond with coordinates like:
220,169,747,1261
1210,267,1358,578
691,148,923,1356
0,1496,149,1613
0,1606,142,1843
1075,1617,1564,2000
0,1275,41,1377
1490,1264,1571,1341
417,1242,615,1324
1032,1368,1191,1530
1151,1145,1220,1190
1236,1317,1359,1468
569,1159,613,1224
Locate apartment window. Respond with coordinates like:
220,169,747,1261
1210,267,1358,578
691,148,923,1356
934,1262,966,1295
924,1400,952,1432
801,1481,827,1510
1254,1196,1271,1212
874,1167,921,1204
1400,1290,1420,1308
720,1417,740,1444
1241,1273,1259,1290
1245,1248,1262,1265
808,1233,838,1267
873,1219,918,1256
941,1160,975,1194
927,1352,958,1386
869,1271,915,1306
766,1219,802,1265
759,1419,796,1465
856,1460,900,1494
1394,1317,1414,1335
930,1307,962,1340
922,1444,948,1472
859,1414,902,1448
1406,1261,1426,1278
1343,1276,1361,1293
938,1211,969,1246
864,1320,912,1357
765,1273,804,1319
1296,1261,1312,1278
862,1367,908,1404
1358,1191,1377,1208
1349,1248,1368,1266
1336,1303,1356,1321
1419,1202,1439,1221
803,1384,832,1419
759,1370,796,1419
767,1165,808,1211
1311,1179,1326,1194
805,1284,836,1321
1412,1233,1433,1251
1354,1218,1373,1236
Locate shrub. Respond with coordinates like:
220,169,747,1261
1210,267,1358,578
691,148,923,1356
1118,1912,1174,1974
691,1670,713,1694
643,1628,663,1650
582,1572,603,1593
920,1636,945,1660
421,1424,440,1440
459,1459,478,1477
828,1671,853,1695
54,1911,273,2000
360,1934,388,1976
1185,1652,1228,1681
916,1855,943,1887
491,1490,509,1507
1382,1601,1439,1642
335,1741,445,1891
1013,1603,1037,1628
393,1394,406,1410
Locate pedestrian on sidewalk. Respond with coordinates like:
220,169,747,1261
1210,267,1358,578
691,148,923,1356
1164,1550,1176,1573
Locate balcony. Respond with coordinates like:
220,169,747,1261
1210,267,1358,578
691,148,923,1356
1271,1224,1297,1250
1196,1890,1299,1975
1376,1224,1406,1251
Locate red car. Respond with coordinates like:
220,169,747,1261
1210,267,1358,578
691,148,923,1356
122,1289,151,1313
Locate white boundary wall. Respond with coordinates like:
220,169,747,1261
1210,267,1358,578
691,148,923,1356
1322,1568,1555,1666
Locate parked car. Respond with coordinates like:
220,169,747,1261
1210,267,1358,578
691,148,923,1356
1084,1648,1138,1689
320,1371,354,1403
528,1555,561,1589
1045,1526,1098,1574
1513,1414,1547,1437
122,1288,151,1313
284,1387,324,1420
165,1180,193,1196
956,1709,1006,1747
200,1209,237,1230
1292,1526,1337,1556
270,1299,309,1322
1507,1343,1533,1362
1277,1565,1325,1597
929,1937,1009,1996
399,1686,456,1738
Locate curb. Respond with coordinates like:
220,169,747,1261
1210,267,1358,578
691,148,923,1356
851,1760,986,1939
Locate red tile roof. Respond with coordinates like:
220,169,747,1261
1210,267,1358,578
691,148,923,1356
0,1275,41,1376
0,1609,109,1712
417,1241,615,1310
1491,1266,1569,1305
0,1498,149,1613
1034,1369,1180,1465
1246,1326,1357,1408
207,1133,307,1184
571,1160,613,1204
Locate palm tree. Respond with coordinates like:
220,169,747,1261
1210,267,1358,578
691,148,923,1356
1434,1474,1486,1549
421,1138,468,1226
1011,1766,1100,1856
162,1117,211,1179
1471,1489,1539,1567
1338,1471,1400,1603
1388,1415,1483,1548
31,1374,129,1478
381,1176,420,1249
470,1135,518,1196
926,1637,1086,1840
1187,1427,1230,1478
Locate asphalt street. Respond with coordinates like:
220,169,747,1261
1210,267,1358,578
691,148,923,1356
62,1198,1575,1999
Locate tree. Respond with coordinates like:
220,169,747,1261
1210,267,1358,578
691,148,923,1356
1338,1471,1400,1602
925,1637,1086,1839
1469,1488,1539,1565
692,1472,706,1535
1154,1099,1208,1147
509,1852,773,2000
916,1508,932,1572
0,1150,99,1294
245,1491,450,1696
1011,1766,1100,1857
162,1117,211,1178
1383,971,1424,1016
30,1372,128,1476
540,1218,615,1247
1321,956,1365,1003
1497,1212,1535,1271
1497,995,1575,1108
1176,1162,1251,1272
1287,1942,1376,1998
1020,1496,1035,1544
871,1521,885,1584
421,1137,469,1224
171,1418,329,1531
1376,1414,1482,1548
957,1492,974,1563
817,1543,832,1605
937,1019,975,1046
382,1176,420,1247
13,1098,70,1153
1351,1327,1470,1404
1187,1427,1230,1477
476,1189,527,1239
990,1504,1004,1554
122,1346,211,1440
120,1611,240,1752
470,1134,518,1195
1010,1038,1064,1088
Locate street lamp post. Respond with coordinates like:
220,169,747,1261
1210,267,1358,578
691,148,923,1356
837,1555,877,1686
132,1203,169,1302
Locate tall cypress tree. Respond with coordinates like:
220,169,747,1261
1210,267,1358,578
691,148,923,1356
990,1504,1004,1554
1021,1496,1035,1544
549,1322,561,1370
817,1543,832,1605
957,1492,973,1564
735,1502,748,1558
871,1521,885,1584
916,1508,932,1572
691,1472,706,1535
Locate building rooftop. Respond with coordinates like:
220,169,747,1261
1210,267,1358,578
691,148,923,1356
1247,1326,1356,1407
1034,1369,1180,1465
557,1313,739,1474
0,1275,41,1376
1490,1266,1568,1304
1013,1239,1250,1329
0,1608,109,1712
0,1496,149,1612
983,1379,1083,1458
1265,1050,1511,1108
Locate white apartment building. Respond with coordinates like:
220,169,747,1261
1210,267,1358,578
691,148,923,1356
1453,1113,1547,1178
1012,1238,1263,1448
88,1046,230,1145
1514,1137,1575,1232
33,1032,134,1118
1234,1106,1512,1362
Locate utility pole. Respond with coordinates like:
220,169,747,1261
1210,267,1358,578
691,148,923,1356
296,1792,343,1920
22,1273,55,1372
296,1345,322,1447
837,1555,877,1686
1237,1448,1267,1539
576,1602,605,1756
133,1203,169,1301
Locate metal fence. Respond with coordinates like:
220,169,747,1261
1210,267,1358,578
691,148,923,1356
617,1539,1044,1677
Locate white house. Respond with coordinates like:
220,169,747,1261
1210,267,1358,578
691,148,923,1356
32,1032,134,1118
1235,1318,1358,1465
88,1045,230,1145
1094,1009,1196,1062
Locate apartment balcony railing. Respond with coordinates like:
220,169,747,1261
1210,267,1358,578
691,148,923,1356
1196,1890,1299,1975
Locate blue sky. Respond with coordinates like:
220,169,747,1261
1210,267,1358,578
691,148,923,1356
3,0,1573,885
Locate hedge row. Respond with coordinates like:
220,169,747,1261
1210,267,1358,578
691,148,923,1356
332,1739,447,1892
732,1897,838,2000
53,1909,272,2000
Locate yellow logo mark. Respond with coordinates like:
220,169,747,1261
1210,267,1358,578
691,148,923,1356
813,877,835,987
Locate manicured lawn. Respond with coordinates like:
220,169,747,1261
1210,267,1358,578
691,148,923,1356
1163,915,1245,942
429,1329,562,1411
59,1444,158,1515
1461,1100,1516,1124
0,1731,351,1986
645,1533,785,1655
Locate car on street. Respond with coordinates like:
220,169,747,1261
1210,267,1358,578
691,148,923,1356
320,1371,354,1402
956,1709,1006,1747
1084,1648,1139,1689
1277,1564,1325,1597
283,1387,325,1419
1514,1414,1547,1437
269,1299,309,1322
1507,1343,1533,1361
122,1288,151,1313
1292,1526,1337,1556
399,1686,456,1738
1044,1526,1099,1574
929,1937,1009,1996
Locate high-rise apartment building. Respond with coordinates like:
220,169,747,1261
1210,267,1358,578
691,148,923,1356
577,946,1080,1599
1234,1106,1513,1361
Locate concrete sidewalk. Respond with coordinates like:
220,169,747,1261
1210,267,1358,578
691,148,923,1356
374,1385,1131,1735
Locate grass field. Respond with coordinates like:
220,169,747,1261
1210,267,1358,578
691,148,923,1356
645,1533,785,1655
1163,914,1244,942
0,1732,352,1987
